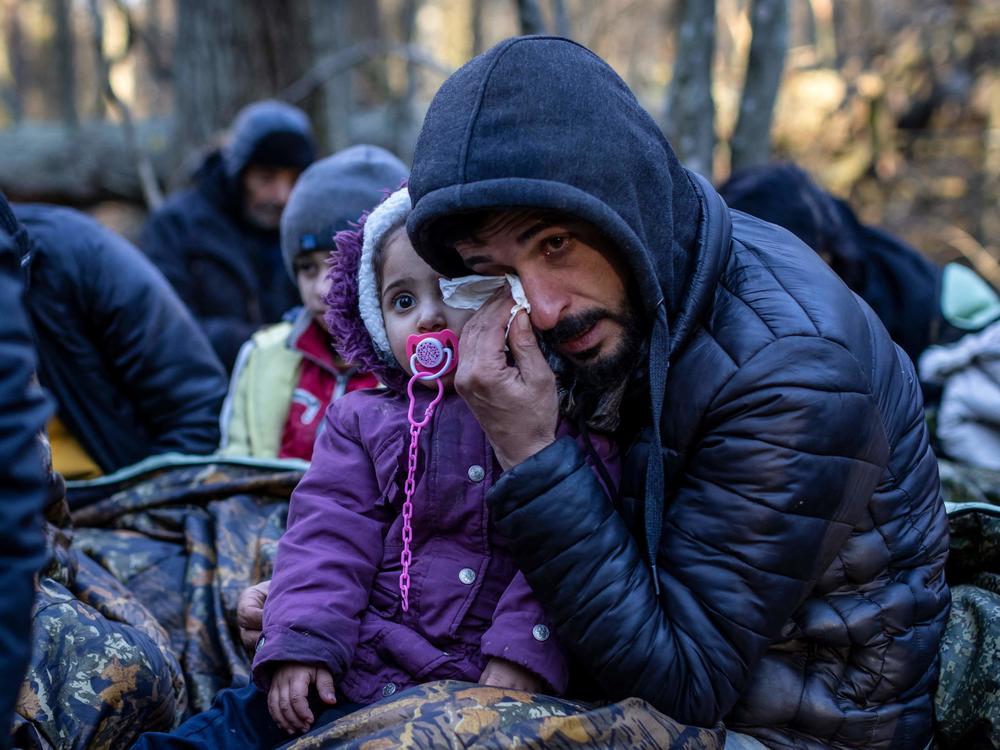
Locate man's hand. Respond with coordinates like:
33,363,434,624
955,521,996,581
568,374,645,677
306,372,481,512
237,579,270,653
267,663,337,735
480,657,545,693
456,292,558,469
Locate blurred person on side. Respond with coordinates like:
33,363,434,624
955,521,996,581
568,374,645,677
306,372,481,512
15,203,227,479
141,100,317,371
219,145,407,461
718,162,999,366
0,194,50,750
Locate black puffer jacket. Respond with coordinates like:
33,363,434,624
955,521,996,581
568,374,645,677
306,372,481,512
18,204,227,474
407,37,950,749
140,152,300,371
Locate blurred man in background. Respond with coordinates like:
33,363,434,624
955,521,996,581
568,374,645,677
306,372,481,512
141,100,317,371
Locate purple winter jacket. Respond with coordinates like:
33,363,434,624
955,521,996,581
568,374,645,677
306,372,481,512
252,383,619,704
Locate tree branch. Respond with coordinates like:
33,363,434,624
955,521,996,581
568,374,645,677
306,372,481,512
86,0,163,209
730,0,789,172
277,40,453,105
663,0,717,176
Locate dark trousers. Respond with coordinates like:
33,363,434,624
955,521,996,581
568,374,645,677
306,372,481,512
131,683,361,750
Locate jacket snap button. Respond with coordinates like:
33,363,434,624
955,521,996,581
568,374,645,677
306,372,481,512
532,624,550,642
382,682,396,697
467,464,485,482
459,567,477,585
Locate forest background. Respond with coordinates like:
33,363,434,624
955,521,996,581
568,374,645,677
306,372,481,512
0,0,996,278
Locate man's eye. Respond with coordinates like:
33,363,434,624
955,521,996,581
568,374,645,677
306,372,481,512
543,235,569,255
392,293,416,312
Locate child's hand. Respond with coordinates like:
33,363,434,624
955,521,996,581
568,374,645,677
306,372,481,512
479,657,544,693
267,663,337,735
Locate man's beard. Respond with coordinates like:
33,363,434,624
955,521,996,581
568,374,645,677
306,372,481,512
540,301,645,392
244,202,284,230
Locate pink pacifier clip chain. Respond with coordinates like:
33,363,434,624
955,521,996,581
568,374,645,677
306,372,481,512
399,372,445,612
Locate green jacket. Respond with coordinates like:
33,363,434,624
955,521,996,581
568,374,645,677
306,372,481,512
219,321,300,458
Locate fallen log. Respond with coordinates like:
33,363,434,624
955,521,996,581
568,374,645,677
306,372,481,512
0,119,175,206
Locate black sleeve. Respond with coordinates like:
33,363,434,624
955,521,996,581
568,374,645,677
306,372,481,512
488,335,889,726
0,243,51,733
88,224,229,455
140,209,255,371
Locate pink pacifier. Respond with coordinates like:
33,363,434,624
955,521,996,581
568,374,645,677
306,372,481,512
406,329,459,379
399,329,459,613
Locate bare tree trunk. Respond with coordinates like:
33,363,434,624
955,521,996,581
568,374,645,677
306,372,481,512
471,0,486,55
3,1,25,123
391,0,421,159
552,0,571,38
87,0,163,208
51,0,78,128
729,0,789,172
663,0,717,177
0,119,173,203
808,0,835,66
517,0,547,35
309,0,354,153
173,0,313,154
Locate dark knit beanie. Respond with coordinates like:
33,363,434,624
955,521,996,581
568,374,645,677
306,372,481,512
223,100,316,179
280,144,408,280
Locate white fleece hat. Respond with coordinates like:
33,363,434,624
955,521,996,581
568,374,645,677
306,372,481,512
358,187,412,363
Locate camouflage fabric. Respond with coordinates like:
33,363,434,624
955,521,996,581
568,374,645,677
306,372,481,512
9,456,302,749
11,467,186,749
934,460,1000,749
280,680,725,750
69,457,303,714
12,454,1000,749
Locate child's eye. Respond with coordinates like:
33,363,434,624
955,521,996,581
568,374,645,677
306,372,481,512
392,293,416,312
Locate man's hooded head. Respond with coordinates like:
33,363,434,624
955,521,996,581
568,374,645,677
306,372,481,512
281,145,408,317
406,37,708,589
223,100,317,230
406,36,700,391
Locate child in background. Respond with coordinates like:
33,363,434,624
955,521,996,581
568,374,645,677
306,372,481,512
219,146,406,461
252,188,619,738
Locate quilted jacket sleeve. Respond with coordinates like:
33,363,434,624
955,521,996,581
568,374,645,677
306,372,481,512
487,335,890,726
85,222,228,456
252,398,394,689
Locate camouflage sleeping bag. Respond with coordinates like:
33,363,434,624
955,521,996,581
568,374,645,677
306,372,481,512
9,454,1000,749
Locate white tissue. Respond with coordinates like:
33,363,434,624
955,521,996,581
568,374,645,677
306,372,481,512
439,274,531,342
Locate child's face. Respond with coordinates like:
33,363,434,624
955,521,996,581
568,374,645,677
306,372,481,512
379,227,475,388
294,249,332,319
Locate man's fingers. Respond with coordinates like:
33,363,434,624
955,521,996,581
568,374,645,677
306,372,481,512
506,310,552,382
237,580,270,652
277,680,295,733
459,291,515,365
316,669,338,705
268,683,289,734
237,580,269,629
240,628,262,653
289,672,315,729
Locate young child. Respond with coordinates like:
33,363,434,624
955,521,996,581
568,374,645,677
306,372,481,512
219,147,407,461
251,188,619,737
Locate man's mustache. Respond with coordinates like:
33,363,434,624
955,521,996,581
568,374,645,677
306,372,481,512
540,309,621,348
